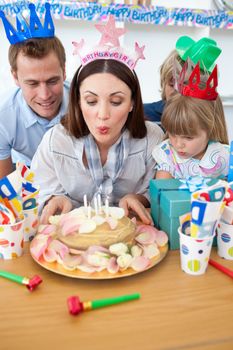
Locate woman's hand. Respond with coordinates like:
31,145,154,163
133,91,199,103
119,194,152,225
40,195,73,224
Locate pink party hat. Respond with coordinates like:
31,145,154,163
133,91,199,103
72,15,145,71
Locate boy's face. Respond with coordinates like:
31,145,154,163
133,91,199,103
165,78,175,100
12,51,66,120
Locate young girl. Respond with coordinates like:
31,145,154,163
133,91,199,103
152,63,229,180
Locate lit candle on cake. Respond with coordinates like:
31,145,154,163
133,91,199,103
105,197,109,217
87,204,92,219
97,194,102,213
83,194,88,215
94,197,98,215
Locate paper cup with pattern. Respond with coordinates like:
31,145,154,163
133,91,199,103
217,221,233,260
178,227,214,275
190,199,225,238
0,218,25,259
23,206,39,242
190,182,227,238
221,205,233,225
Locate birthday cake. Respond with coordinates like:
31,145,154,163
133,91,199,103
30,205,168,274
55,206,136,250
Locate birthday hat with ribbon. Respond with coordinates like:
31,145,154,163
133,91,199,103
0,2,54,45
72,15,145,71
176,36,221,73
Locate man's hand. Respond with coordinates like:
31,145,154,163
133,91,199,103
0,157,14,179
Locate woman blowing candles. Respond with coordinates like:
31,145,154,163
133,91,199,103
31,16,164,225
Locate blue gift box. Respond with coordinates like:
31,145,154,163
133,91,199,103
149,179,218,250
149,179,191,250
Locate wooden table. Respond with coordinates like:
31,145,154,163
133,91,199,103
0,244,232,350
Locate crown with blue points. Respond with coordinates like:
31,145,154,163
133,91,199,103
0,2,54,45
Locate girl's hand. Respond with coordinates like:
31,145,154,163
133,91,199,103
119,194,152,225
40,195,73,224
156,170,173,179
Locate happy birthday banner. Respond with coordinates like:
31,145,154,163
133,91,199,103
0,1,233,29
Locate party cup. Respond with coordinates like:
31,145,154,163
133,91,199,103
190,182,226,238
190,200,224,238
221,205,233,225
23,206,39,242
217,221,233,260
178,227,214,275
0,217,25,259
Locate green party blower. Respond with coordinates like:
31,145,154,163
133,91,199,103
0,270,42,291
67,293,140,316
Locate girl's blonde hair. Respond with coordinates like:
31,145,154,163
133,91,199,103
162,92,229,144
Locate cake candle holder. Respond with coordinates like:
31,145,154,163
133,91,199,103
0,270,42,291
67,293,140,316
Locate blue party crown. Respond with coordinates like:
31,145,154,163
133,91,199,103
0,2,54,45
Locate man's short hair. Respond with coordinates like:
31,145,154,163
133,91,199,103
9,36,66,72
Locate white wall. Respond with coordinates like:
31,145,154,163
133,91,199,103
0,0,232,140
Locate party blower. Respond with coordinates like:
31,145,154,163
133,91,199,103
209,259,233,279
0,270,42,291
67,293,140,316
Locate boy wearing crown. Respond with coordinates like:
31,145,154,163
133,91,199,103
144,36,222,124
0,3,69,179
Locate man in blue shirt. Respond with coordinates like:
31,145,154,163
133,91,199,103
0,3,69,178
